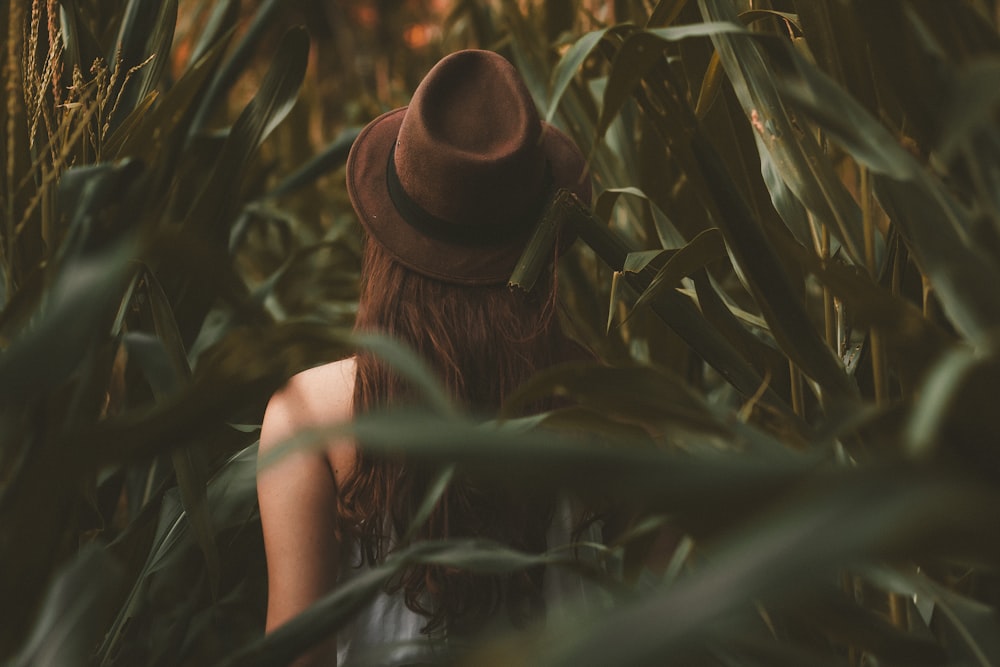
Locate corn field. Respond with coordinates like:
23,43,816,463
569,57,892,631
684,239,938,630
3,0,1000,665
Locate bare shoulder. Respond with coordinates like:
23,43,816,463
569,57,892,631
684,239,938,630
274,357,356,415
259,357,357,479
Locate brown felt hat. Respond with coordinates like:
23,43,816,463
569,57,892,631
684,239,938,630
346,49,591,285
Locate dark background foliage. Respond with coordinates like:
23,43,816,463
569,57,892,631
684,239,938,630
2,0,1000,665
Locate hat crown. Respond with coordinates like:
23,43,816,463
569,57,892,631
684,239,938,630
345,49,589,285
393,50,547,228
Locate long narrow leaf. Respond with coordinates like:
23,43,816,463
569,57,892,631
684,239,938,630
777,51,1000,341
10,547,123,667
698,0,874,267
546,28,613,123
186,27,310,239
691,133,858,401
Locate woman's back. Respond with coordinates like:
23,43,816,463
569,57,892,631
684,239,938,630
258,48,593,666
261,356,604,665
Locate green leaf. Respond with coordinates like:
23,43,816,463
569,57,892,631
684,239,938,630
903,344,978,457
123,332,178,397
261,127,362,201
628,228,726,320
646,0,690,28
0,244,134,400
531,471,1000,667
712,636,854,667
546,28,613,123
569,193,795,412
698,0,874,268
595,187,685,248
56,159,144,249
781,49,1000,338
738,9,801,33
91,322,351,464
355,333,456,416
691,133,858,400
645,21,748,40
187,0,240,67
138,268,223,600
187,26,310,240
756,128,811,248
259,409,818,530
108,0,177,134
596,24,749,144
104,91,160,157
775,58,916,181
400,465,456,543
939,58,1000,159
791,0,877,113
694,51,724,118
98,443,259,663
800,588,948,666
500,361,728,436
622,250,668,274
595,187,652,224
862,566,1000,667
58,3,104,91
595,33,667,145
116,32,233,161
10,546,123,667
765,227,952,387
413,539,574,573
691,269,785,383
187,0,302,139
877,175,1000,341
216,539,579,667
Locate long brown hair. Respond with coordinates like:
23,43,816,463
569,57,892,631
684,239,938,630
339,236,579,636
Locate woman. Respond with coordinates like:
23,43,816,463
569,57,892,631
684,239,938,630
258,49,592,666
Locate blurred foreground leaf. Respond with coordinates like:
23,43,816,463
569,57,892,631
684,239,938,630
10,546,123,667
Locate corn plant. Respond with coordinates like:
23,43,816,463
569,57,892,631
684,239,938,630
4,0,1000,666
1,1,357,664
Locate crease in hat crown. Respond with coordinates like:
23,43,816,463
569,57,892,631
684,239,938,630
393,50,547,229
346,49,590,285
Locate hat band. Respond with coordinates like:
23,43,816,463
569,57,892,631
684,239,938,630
386,145,551,247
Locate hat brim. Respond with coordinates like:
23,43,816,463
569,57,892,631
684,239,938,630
347,107,591,286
